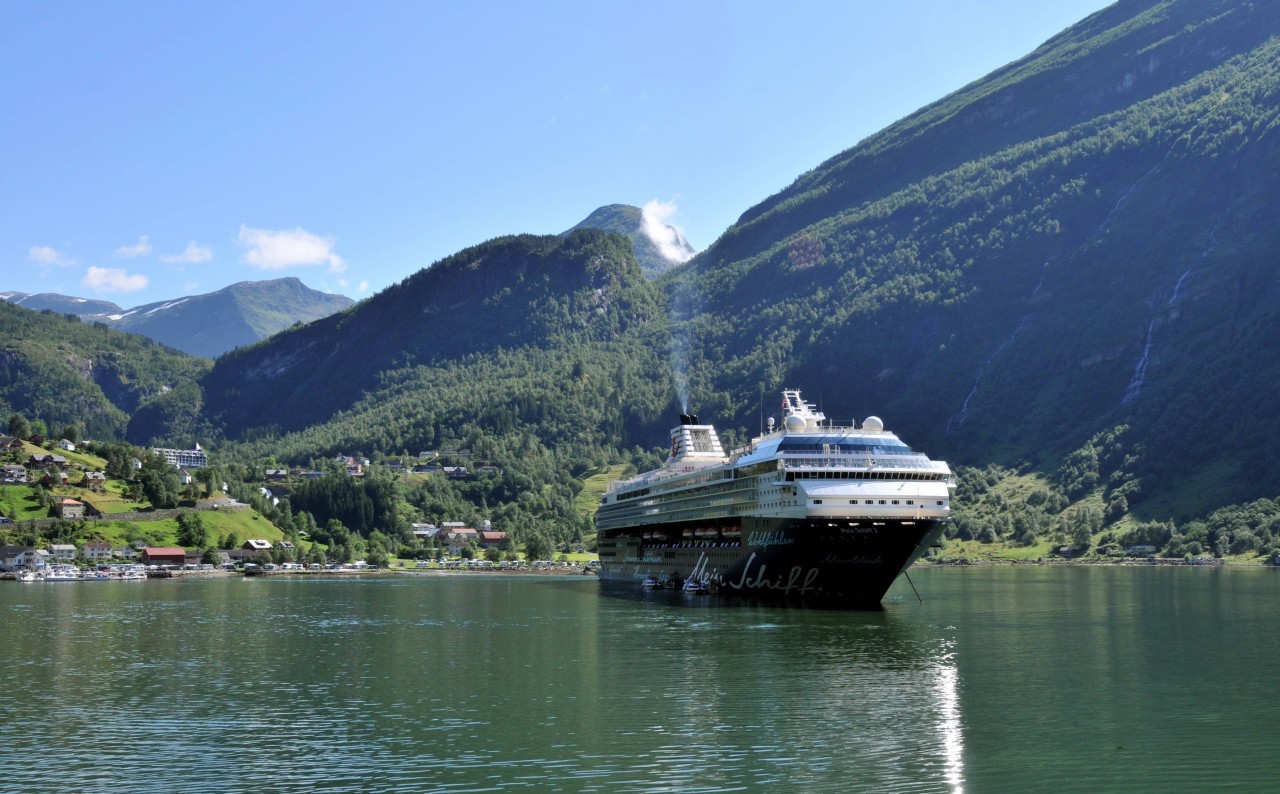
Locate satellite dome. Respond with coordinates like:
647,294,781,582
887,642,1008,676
784,414,806,433
862,416,884,433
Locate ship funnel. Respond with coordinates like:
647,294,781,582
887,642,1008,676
679,413,700,426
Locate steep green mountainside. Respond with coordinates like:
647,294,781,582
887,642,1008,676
0,300,210,440
200,228,667,439
672,0,1280,519
1,278,354,359
568,204,696,278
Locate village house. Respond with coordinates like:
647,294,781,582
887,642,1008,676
27,453,69,468
57,439,76,452
113,546,139,561
0,545,47,571
334,456,365,477
2,464,27,483
265,469,288,481
142,547,186,566
82,541,114,561
0,435,24,450
177,468,194,486
57,498,86,520
411,523,440,541
227,539,273,563
82,471,106,490
478,530,508,549
444,526,478,557
50,543,77,561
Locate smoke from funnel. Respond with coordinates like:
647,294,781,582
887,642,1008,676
668,264,701,414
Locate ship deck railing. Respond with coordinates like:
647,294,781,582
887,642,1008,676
781,456,952,472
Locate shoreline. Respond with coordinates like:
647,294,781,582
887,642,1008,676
923,555,1271,567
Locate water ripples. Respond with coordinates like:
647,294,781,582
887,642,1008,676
0,576,966,793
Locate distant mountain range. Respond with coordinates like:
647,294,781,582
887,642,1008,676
1,277,354,358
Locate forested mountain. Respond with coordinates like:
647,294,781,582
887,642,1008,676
0,300,210,440
6,0,1280,556
568,204,696,278
199,229,670,441
2,278,353,358
673,0,1280,522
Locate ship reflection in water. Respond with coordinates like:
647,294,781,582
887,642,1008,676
590,588,967,791
935,648,966,793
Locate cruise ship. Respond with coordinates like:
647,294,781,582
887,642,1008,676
595,390,954,606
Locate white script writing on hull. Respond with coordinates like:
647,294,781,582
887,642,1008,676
725,552,820,596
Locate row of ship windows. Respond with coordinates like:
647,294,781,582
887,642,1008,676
811,499,946,506
785,471,947,481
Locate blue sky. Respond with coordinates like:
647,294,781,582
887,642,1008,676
3,1,1112,307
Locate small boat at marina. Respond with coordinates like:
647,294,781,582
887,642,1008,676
682,578,708,594
44,566,81,582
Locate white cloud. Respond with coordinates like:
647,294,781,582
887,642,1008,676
29,245,77,267
239,225,346,272
358,280,369,293
82,266,149,293
160,242,214,264
640,199,695,263
115,235,152,258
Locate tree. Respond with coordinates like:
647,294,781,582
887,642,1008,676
8,414,30,439
176,512,207,548
1071,521,1093,551
524,531,553,561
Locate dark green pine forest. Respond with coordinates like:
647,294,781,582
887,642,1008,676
5,0,1280,560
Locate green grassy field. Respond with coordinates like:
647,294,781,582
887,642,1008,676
574,464,628,520
0,485,46,520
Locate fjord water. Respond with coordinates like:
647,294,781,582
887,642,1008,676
2,568,1277,793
